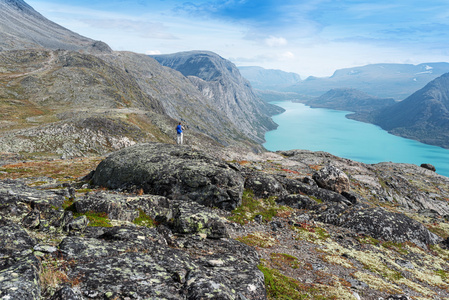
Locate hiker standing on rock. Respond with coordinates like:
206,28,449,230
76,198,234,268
176,122,185,145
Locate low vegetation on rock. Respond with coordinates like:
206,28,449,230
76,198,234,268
1,144,449,299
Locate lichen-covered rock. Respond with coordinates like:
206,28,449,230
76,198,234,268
244,172,286,198
66,215,88,232
58,225,266,299
49,286,83,300
0,223,36,256
172,200,229,239
276,176,353,206
276,194,321,210
75,191,139,222
313,164,350,193
91,143,244,210
0,255,42,300
318,206,441,248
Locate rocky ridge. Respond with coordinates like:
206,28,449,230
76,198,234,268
1,144,449,299
0,48,269,157
152,51,284,144
0,0,103,52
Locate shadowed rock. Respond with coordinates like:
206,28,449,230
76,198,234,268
92,143,244,211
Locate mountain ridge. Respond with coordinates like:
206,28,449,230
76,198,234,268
152,51,284,144
0,0,107,52
350,72,449,149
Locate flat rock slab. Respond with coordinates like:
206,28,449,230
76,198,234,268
92,143,244,211
59,226,266,299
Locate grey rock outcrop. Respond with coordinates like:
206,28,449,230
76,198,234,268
92,143,244,211
316,205,441,248
58,226,265,299
312,164,350,193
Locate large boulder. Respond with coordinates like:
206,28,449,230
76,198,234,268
313,164,350,193
317,206,441,248
91,143,244,211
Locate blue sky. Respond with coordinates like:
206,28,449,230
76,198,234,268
27,0,449,77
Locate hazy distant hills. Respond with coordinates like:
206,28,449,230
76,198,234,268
241,63,449,101
303,88,396,113
350,73,449,149
0,0,107,52
292,63,449,100
151,51,283,144
238,66,301,90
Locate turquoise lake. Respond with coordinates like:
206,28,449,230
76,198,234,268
264,101,449,177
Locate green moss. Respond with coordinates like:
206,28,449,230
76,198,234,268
435,269,449,281
258,262,326,300
133,209,156,227
76,188,93,194
381,241,409,255
270,253,301,270
309,195,322,204
62,199,111,227
357,236,381,246
228,189,290,225
74,211,112,227
258,263,308,300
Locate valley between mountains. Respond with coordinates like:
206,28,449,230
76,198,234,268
1,0,449,299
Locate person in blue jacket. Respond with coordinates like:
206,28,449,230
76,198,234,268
176,122,185,145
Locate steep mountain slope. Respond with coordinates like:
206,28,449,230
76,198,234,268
284,63,449,100
304,88,396,112
238,66,301,90
151,51,284,144
351,73,449,149
0,0,279,156
0,0,105,52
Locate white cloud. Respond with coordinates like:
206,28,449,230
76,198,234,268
146,50,161,55
281,51,295,59
265,36,288,47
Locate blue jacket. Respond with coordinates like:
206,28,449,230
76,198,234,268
176,125,183,134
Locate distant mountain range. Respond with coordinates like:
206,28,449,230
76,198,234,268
238,66,301,90
302,88,396,113
239,64,449,149
240,63,449,100
350,73,449,149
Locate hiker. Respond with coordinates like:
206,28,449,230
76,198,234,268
176,122,185,145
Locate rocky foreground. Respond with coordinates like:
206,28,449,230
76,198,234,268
1,143,449,299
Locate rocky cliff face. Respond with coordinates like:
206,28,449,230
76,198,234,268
1,144,449,299
152,51,284,144
351,72,449,149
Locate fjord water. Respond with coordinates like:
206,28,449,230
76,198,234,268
264,101,449,177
